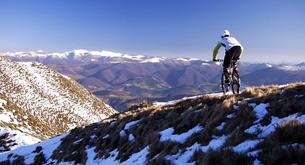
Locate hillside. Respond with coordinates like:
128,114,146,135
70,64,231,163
0,56,117,151
1,83,304,164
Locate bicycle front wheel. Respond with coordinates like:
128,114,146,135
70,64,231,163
221,73,229,94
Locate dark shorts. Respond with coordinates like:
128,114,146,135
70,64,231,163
223,46,242,69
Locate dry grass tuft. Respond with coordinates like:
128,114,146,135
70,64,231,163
258,120,305,165
258,145,305,165
200,149,252,165
127,101,153,111
33,152,46,165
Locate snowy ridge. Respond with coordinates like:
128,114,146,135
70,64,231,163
0,57,116,140
1,50,208,64
277,65,305,71
1,83,305,164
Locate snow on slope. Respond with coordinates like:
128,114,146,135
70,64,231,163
0,57,116,139
1,83,305,164
0,97,41,152
0,128,40,152
0,133,67,164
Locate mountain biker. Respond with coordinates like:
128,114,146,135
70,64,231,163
212,30,243,84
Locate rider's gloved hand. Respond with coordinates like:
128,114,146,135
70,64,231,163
213,58,220,62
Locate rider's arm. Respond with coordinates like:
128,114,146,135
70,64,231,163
212,42,222,61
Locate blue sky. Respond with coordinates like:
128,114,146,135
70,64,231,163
0,0,304,64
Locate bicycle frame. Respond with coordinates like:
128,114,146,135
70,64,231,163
219,59,240,94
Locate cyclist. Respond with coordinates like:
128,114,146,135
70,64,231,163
212,30,243,84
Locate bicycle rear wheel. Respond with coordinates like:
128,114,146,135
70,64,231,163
231,70,240,94
221,73,229,94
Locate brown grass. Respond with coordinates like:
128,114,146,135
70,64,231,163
199,149,253,165
3,83,305,164
33,152,46,165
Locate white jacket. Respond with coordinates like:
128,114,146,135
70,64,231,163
219,36,243,51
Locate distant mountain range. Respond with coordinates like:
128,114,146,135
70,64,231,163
2,50,305,111
0,56,116,152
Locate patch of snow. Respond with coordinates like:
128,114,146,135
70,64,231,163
247,150,261,157
278,65,305,71
159,125,203,143
122,146,149,164
251,103,270,120
245,113,305,138
109,121,118,128
252,159,263,165
201,135,228,152
278,84,290,88
233,105,240,110
233,139,262,153
124,119,142,130
119,130,126,137
166,142,201,165
128,134,135,142
194,109,202,113
86,146,149,165
209,92,233,96
153,100,179,107
0,133,67,164
266,64,272,68
90,135,97,139
0,111,17,123
166,135,227,165
73,138,83,144
216,122,226,131
153,95,203,107
244,124,260,134
175,58,190,62
61,74,71,80
140,57,165,63
0,98,7,107
201,62,210,66
103,134,109,139
295,94,304,98
0,127,40,151
227,113,236,119
86,148,119,165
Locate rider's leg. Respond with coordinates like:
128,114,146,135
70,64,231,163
223,49,234,84
232,46,242,69
223,68,230,84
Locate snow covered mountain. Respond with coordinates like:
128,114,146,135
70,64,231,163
0,56,117,152
1,83,304,164
2,50,190,64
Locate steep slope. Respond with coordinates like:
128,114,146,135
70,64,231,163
1,83,305,164
0,56,116,142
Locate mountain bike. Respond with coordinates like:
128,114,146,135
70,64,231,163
219,60,240,94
